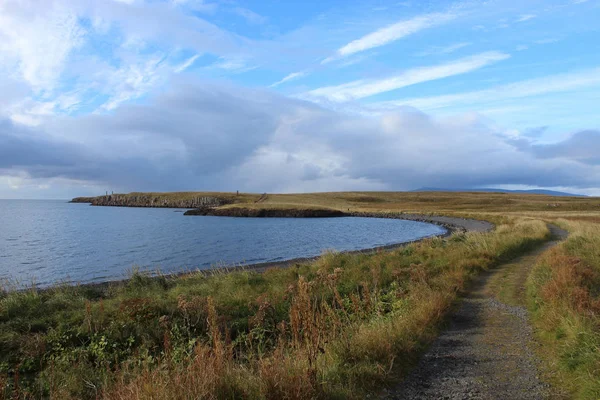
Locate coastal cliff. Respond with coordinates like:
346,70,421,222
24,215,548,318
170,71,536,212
70,193,243,208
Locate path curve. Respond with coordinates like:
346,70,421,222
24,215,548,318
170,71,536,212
382,224,568,400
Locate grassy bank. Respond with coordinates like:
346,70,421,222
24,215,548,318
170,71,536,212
73,190,600,213
527,220,600,399
1,216,551,399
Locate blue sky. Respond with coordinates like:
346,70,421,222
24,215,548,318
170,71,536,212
1,0,599,198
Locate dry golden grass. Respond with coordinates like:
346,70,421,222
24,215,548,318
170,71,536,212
76,190,600,215
5,191,600,399
3,217,551,399
527,219,600,399
257,191,600,214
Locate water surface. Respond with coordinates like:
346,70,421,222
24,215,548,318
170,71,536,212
0,200,445,287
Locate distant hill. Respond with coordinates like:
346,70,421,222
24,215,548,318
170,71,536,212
412,187,586,197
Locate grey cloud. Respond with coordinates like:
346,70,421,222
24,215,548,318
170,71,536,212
0,79,30,112
0,120,85,171
522,126,548,138
526,130,600,165
252,106,599,191
1,81,599,194
0,120,174,188
3,82,288,191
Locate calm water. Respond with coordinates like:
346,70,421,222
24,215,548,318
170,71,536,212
0,200,445,287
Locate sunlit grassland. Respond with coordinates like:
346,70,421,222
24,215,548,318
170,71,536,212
3,191,600,399
76,190,600,214
0,216,551,399
527,219,600,399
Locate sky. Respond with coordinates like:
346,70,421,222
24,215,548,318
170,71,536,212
0,0,599,199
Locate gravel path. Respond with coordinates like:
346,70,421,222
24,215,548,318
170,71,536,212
382,224,568,400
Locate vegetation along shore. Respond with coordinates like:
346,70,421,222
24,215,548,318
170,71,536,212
2,191,600,399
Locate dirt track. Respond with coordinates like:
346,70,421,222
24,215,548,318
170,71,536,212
382,224,568,400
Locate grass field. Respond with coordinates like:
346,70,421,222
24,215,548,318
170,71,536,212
3,191,600,399
74,190,600,213
527,219,600,399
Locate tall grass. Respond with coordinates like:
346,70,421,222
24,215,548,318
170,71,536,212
0,218,550,399
527,220,600,399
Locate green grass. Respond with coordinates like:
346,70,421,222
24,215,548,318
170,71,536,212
6,190,600,399
527,220,600,399
0,217,551,399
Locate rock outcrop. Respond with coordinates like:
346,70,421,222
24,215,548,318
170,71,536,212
71,195,231,208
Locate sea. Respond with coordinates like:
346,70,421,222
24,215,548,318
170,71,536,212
0,200,445,287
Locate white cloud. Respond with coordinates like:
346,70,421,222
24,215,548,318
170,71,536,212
80,0,242,56
516,14,536,22
5,83,599,196
322,12,457,64
335,53,375,68
306,52,510,102
370,68,600,112
0,0,246,122
270,71,308,87
211,56,255,72
0,1,86,92
174,54,200,73
415,42,471,57
232,7,267,25
6,89,84,127
100,55,169,111
10,101,57,126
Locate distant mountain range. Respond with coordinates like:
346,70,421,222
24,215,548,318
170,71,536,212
412,187,586,197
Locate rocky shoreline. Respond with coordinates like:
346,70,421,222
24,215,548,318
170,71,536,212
183,207,493,233
183,206,346,218
347,211,494,233
70,196,492,234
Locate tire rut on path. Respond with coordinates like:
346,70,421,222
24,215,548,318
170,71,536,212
382,224,568,400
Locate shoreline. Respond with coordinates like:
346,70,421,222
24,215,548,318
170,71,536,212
183,206,347,218
212,224,452,275
142,213,492,275
21,212,492,292
69,199,493,233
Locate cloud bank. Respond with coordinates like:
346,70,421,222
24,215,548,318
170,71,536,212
1,80,598,197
